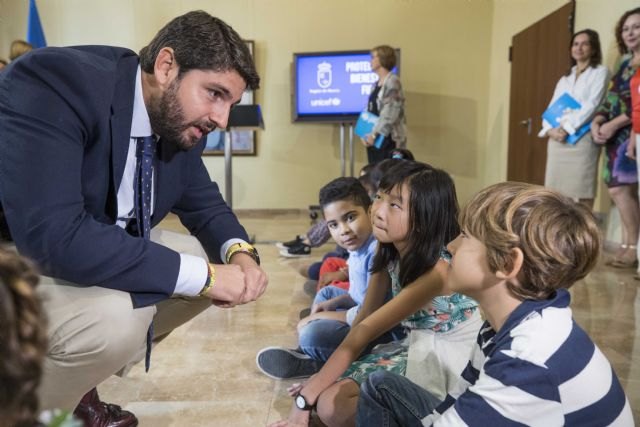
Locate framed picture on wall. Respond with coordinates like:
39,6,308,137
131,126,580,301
203,40,256,156
203,129,256,156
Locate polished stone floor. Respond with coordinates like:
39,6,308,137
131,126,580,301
100,211,639,426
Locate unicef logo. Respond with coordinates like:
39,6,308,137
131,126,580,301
317,62,332,89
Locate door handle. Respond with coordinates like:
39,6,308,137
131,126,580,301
519,118,532,135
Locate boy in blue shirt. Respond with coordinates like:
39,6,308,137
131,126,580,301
357,182,633,426
257,177,400,379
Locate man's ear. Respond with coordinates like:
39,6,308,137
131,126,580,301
154,47,178,86
495,247,524,280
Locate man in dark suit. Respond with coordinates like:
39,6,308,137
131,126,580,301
0,10,267,426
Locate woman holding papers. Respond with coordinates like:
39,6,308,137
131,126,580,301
592,8,640,269
539,29,608,209
362,45,406,164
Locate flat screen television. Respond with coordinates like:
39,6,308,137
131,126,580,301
292,49,400,123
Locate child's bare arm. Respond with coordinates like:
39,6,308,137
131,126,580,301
295,260,449,409
311,293,355,313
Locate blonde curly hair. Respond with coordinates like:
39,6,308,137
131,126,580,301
459,182,600,300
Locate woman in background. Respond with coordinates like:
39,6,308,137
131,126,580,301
592,8,640,269
362,45,407,164
539,29,608,209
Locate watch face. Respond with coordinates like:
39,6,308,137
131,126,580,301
295,394,306,409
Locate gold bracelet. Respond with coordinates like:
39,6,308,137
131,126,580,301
199,263,216,296
225,242,260,265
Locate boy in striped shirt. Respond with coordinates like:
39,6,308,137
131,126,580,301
357,182,633,426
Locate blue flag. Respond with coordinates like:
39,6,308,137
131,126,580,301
27,0,47,48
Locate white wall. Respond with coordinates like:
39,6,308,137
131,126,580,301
484,0,640,211
2,0,637,209
0,0,493,208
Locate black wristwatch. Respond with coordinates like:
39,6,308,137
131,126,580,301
295,392,315,411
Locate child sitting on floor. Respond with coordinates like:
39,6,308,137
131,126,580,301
257,177,401,380
298,159,407,294
357,182,633,426
269,162,480,427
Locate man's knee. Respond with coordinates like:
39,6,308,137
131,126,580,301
48,295,154,370
96,304,153,362
38,283,154,410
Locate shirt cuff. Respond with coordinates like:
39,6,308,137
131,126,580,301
221,238,250,264
173,254,209,296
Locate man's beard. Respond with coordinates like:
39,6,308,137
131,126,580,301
147,78,216,151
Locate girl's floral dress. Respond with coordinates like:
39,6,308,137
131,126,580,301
342,250,478,384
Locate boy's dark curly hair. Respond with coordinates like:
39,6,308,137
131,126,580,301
319,177,371,211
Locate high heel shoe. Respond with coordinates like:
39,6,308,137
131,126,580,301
610,245,638,269
605,244,628,266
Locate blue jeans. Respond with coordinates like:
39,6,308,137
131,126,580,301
312,285,351,305
299,286,406,362
299,320,405,363
357,371,443,427
299,286,353,362
299,318,351,362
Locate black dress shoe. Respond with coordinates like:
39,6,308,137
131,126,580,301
73,388,138,427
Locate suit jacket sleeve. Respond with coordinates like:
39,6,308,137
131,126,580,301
0,47,243,305
169,144,250,264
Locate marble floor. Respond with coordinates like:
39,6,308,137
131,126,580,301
100,211,640,426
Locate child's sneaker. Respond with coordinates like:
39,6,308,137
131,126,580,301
280,243,311,257
303,280,318,297
256,347,321,379
275,235,303,250
299,307,311,319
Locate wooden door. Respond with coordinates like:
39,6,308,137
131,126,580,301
507,1,575,184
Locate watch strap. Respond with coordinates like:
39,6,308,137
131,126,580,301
295,392,315,411
225,242,260,265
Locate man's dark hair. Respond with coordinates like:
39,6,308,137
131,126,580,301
319,177,371,211
139,10,259,90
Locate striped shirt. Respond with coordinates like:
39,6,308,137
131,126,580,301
423,289,633,426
